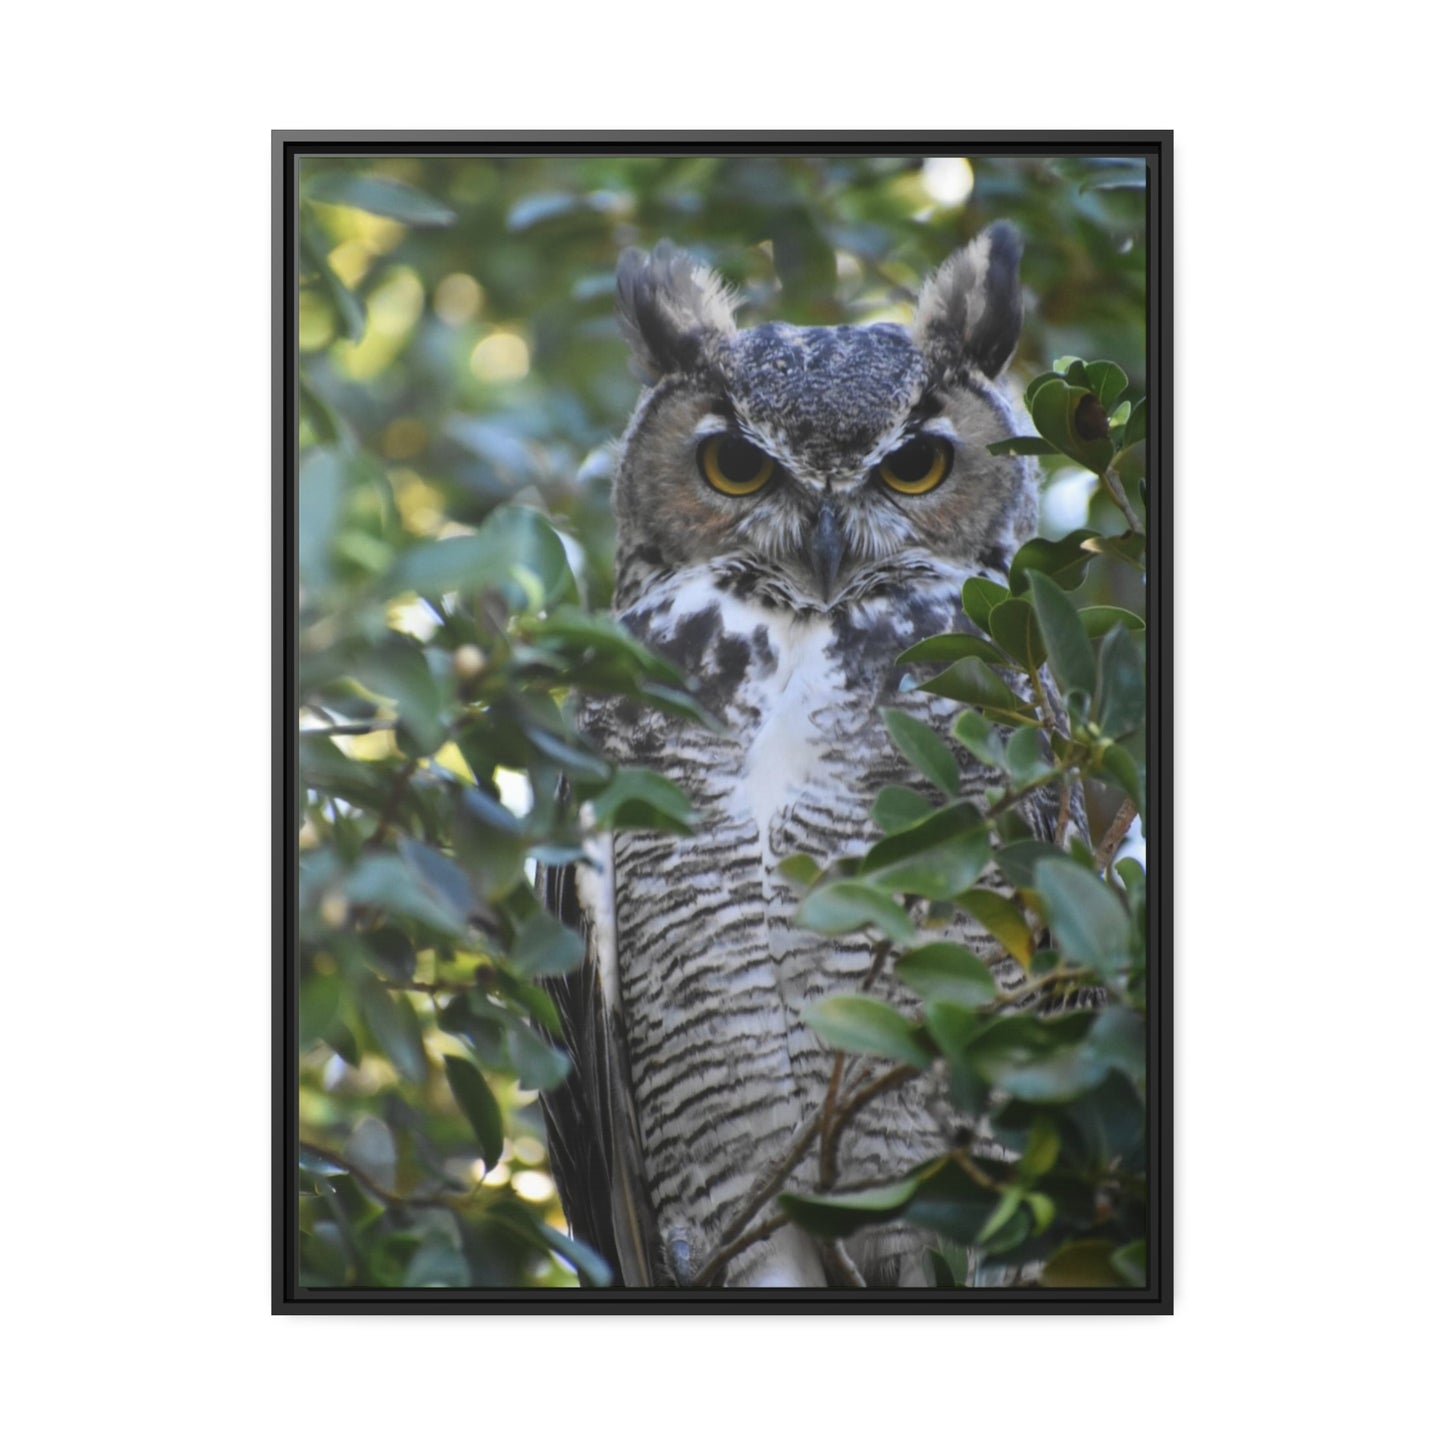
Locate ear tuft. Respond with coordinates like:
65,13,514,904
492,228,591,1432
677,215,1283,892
913,221,1024,380
616,241,738,382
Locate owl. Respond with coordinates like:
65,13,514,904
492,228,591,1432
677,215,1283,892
543,224,1054,1288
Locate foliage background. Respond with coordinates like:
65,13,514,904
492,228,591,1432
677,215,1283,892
295,152,1148,1289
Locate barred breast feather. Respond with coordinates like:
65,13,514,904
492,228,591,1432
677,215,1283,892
547,550,1042,1288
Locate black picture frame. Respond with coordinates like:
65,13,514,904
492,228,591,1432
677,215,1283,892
275,131,1172,1314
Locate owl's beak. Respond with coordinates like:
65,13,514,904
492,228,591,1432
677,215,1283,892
809,496,845,603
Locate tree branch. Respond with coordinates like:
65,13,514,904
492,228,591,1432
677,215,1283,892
300,1139,463,1213
1094,798,1138,872
690,1212,791,1287
301,718,395,737
1099,464,1144,535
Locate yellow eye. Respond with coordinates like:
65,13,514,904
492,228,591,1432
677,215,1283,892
698,435,774,496
878,436,952,495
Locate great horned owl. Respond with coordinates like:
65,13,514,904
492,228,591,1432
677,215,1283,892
544,224,1052,1288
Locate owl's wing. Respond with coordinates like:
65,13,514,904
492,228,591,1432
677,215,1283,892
540,826,658,1288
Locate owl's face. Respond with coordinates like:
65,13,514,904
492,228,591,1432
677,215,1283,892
610,225,1035,610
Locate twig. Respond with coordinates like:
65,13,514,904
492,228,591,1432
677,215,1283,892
828,1063,919,1143
301,718,395,737
699,1117,825,1261
1100,465,1144,535
817,1054,847,1191
980,967,1091,1016
300,1139,462,1213
860,934,893,993
1028,665,1061,735
1054,776,1073,847
1094,798,1139,873
691,1213,791,1287
821,1240,868,1287
950,1147,1004,1192
982,766,1067,825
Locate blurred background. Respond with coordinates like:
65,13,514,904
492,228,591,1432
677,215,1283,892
295,152,1147,1289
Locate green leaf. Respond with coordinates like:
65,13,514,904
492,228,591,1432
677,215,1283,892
802,994,932,1068
882,708,959,796
531,608,687,684
1008,530,1097,595
919,994,981,1051
299,448,345,589
951,712,1007,770
442,1054,504,1170
299,220,365,342
1026,1192,1057,1235
505,191,585,231
524,725,611,783
1028,377,1115,475
1078,605,1145,639
795,881,916,945
1025,370,1064,409
453,787,528,899
505,1022,571,1090
359,978,428,1083
306,171,457,227
919,1000,989,1113
968,1014,1108,1104
402,1232,471,1288
299,1145,349,1178
927,1249,958,1288
509,912,584,978
351,636,446,756
862,803,991,900
1004,725,1053,788
976,1186,1023,1245
986,436,1060,457
1097,625,1146,738
495,971,563,1035
988,599,1047,672
780,1163,945,1239
1017,1118,1061,1180
872,786,934,833
391,506,575,612
777,852,822,887
992,839,1059,889
896,633,1007,667
1117,857,1147,918
1102,744,1146,821
958,888,1033,965
1033,857,1132,976
1123,396,1148,450
533,1220,614,1288
1111,1241,1147,1288
396,837,474,923
961,576,1009,633
587,767,696,833
915,658,1025,716
1090,1006,1146,1089
1084,360,1129,411
1029,571,1096,700
896,943,997,1007
1041,1239,1125,1287
347,854,467,936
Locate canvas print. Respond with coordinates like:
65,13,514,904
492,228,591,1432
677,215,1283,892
287,142,1161,1303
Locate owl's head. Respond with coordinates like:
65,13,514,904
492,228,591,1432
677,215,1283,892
610,224,1035,610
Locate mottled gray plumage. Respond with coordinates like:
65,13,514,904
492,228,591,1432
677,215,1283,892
545,225,1055,1288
